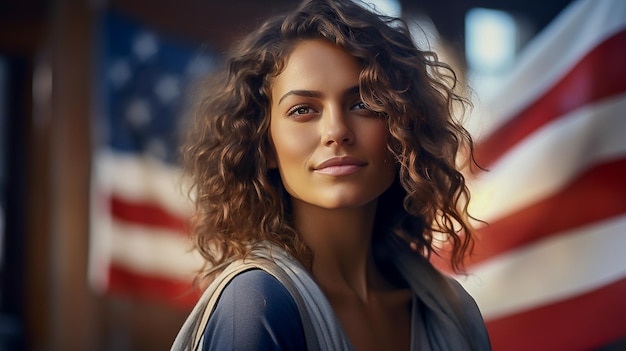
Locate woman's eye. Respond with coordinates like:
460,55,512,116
351,101,379,117
351,101,367,110
287,105,315,116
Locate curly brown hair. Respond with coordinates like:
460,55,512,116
183,0,479,279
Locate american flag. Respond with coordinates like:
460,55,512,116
454,0,626,349
89,11,216,308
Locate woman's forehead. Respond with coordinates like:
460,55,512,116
270,39,361,100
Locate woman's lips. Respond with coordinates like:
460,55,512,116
314,156,367,175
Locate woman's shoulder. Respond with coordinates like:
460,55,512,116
202,269,306,351
217,268,299,310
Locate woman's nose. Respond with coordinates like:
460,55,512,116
321,108,355,146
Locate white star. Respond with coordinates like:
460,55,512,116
109,59,131,88
133,32,158,62
126,98,151,128
146,138,168,160
154,75,180,104
186,54,215,78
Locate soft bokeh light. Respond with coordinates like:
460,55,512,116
363,0,401,17
466,8,518,100
466,8,516,73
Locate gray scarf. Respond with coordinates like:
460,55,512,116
171,241,491,350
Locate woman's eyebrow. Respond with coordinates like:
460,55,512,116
278,90,322,104
277,85,361,104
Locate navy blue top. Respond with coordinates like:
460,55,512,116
202,269,307,350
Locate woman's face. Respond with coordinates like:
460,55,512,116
268,39,396,210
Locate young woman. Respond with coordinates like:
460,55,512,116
172,0,491,350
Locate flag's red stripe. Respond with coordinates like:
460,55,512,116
110,195,190,233
431,157,626,271
486,277,626,351
468,157,626,266
476,29,626,167
107,264,200,309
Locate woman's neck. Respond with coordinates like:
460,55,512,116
291,199,390,302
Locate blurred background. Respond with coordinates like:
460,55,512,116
1,0,625,350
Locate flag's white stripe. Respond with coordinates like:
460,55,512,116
88,182,114,292
94,150,193,218
465,0,626,138
457,214,626,320
109,220,204,279
468,93,626,223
